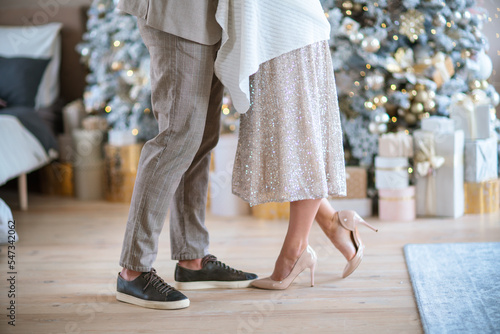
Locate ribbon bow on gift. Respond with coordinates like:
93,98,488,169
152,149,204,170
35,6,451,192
414,135,445,216
432,52,455,88
415,138,445,177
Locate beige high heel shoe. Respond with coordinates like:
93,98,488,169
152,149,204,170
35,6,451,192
337,210,378,278
251,245,317,290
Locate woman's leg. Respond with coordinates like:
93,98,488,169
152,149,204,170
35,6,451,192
315,198,356,261
270,199,322,281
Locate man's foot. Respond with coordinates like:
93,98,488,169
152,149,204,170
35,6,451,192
175,255,258,290
116,268,190,309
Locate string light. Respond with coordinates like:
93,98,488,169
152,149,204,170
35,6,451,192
105,106,112,113
391,116,397,123
132,129,139,136
113,40,121,47
366,64,372,69
393,35,399,41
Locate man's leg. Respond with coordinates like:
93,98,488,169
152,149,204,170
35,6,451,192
116,20,219,309
169,72,223,263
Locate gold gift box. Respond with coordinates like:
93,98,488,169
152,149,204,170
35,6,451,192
251,202,290,220
39,162,74,196
464,179,500,214
345,166,367,199
104,143,143,203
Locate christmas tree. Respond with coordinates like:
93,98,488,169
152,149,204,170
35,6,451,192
77,0,157,141
321,0,499,165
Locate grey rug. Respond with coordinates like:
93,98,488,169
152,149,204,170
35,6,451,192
404,242,500,334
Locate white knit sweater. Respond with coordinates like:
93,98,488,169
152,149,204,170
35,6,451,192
214,0,331,113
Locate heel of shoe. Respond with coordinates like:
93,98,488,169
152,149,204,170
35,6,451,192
310,262,316,287
359,219,378,233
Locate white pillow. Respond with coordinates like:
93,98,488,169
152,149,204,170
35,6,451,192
0,23,63,109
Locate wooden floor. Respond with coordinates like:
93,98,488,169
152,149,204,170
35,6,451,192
1,192,499,334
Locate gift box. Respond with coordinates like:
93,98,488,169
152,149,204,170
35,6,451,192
345,166,367,199
378,132,414,158
414,130,465,218
57,134,74,163
104,143,143,203
375,156,409,189
39,162,74,196
74,161,104,200
72,129,104,166
328,198,372,217
251,202,290,220
421,116,455,134
378,186,416,221
464,179,499,214
210,134,250,216
450,99,494,140
464,138,498,183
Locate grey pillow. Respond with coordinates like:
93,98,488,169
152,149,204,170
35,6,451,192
0,56,51,107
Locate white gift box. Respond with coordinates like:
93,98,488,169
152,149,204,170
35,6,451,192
421,116,455,134
450,102,495,140
375,156,409,189
378,132,414,158
328,198,372,217
414,130,465,218
72,129,104,166
210,134,250,216
74,161,104,200
464,138,498,183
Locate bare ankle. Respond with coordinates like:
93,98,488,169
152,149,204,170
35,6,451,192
178,259,202,270
120,268,142,281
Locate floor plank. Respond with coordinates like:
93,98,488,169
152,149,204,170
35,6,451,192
0,193,499,333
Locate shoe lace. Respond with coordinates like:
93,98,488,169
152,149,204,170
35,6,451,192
202,255,243,274
143,268,175,294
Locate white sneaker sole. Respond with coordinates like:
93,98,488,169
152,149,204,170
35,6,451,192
175,279,255,290
116,292,190,310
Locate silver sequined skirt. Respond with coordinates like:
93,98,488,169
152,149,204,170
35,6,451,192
232,40,346,206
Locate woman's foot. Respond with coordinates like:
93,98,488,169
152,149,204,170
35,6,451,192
270,244,308,281
315,200,356,261
252,245,317,290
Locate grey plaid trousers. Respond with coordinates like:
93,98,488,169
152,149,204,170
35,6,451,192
119,19,223,272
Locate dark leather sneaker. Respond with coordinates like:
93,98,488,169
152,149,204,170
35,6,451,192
174,254,258,290
116,268,190,309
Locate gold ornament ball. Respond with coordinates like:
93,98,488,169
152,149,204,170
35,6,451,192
342,1,354,10
411,102,424,114
480,80,489,90
461,49,471,59
424,100,436,112
361,36,381,53
405,113,418,125
414,90,429,103
469,80,482,90
111,61,123,71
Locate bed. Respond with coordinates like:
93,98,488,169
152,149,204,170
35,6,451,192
0,6,88,210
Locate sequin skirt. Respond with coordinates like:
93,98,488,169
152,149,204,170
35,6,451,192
232,40,347,206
